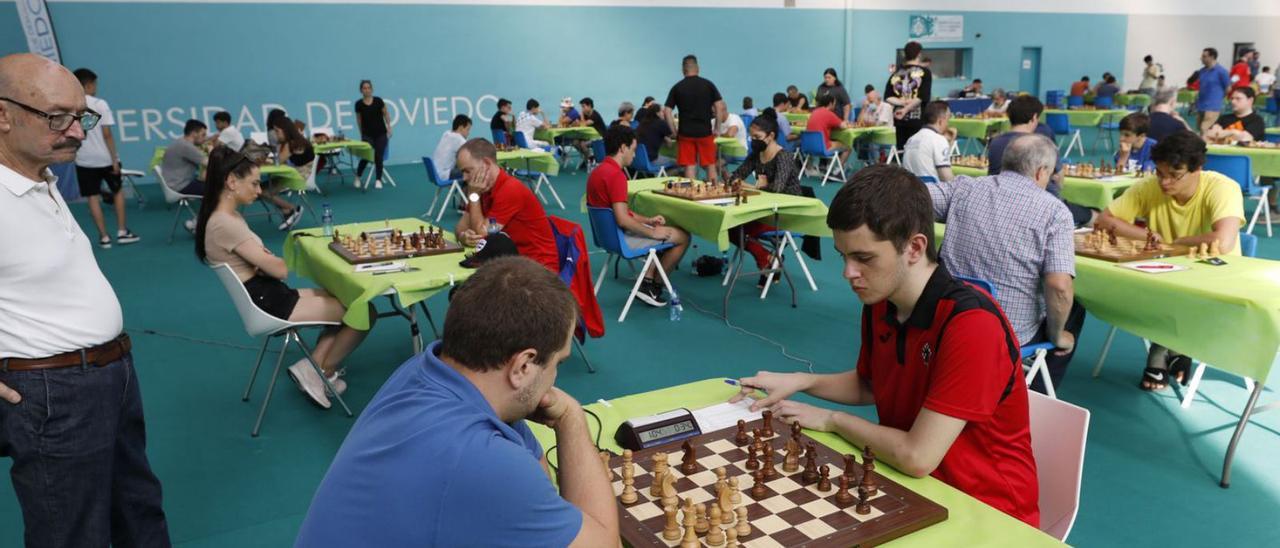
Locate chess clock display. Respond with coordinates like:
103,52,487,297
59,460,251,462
616,408,702,450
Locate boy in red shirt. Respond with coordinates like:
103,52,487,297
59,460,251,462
730,165,1040,527
454,139,558,272
804,93,852,165
586,125,689,306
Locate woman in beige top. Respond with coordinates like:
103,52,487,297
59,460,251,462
195,147,373,409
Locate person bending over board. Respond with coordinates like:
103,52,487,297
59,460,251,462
729,165,1040,527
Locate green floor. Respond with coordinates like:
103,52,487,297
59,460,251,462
4,135,1280,547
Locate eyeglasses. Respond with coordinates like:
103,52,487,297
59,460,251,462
0,97,100,132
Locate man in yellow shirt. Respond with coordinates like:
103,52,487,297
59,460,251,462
1096,130,1245,391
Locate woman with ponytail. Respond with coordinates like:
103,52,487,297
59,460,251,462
727,109,803,288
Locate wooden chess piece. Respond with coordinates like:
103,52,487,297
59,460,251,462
801,443,819,484
718,480,734,517
663,505,681,540
650,453,668,497
1210,239,1221,257
762,442,778,480
745,444,759,470
728,476,741,504
661,471,679,508
695,503,709,534
681,441,698,474
855,485,872,515
750,469,767,499
862,447,878,496
600,451,612,481
843,454,857,483
835,475,855,505
791,421,802,444
817,464,832,492
681,500,699,548
715,467,727,485
734,419,750,445
760,410,774,437
707,505,724,545
735,507,751,537
725,526,739,548
782,439,800,473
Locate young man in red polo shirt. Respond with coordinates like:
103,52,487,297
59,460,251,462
454,138,559,272
662,54,727,183
730,164,1039,527
586,125,689,306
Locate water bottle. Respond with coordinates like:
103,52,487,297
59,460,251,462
321,203,334,236
669,294,683,322
487,216,500,235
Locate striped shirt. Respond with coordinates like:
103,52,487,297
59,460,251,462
928,172,1076,344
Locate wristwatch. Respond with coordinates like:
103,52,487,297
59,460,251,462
468,192,481,204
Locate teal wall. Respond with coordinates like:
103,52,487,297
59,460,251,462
0,3,1126,174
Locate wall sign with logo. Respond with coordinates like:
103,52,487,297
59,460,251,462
17,0,62,63
908,14,964,43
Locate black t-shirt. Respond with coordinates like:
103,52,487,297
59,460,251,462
636,121,671,161
583,110,607,136
789,95,810,110
289,141,315,167
490,112,511,133
355,97,388,137
665,75,723,138
884,63,933,120
816,84,851,116
1215,112,1266,142
1147,111,1185,143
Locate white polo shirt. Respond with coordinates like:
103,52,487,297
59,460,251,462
75,95,115,168
902,126,951,181
0,163,123,359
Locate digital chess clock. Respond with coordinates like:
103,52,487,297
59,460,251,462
615,408,702,451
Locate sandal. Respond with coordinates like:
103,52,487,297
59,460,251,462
1139,366,1170,391
1169,355,1193,386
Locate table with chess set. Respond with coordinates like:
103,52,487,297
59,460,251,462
655,179,761,204
328,225,462,265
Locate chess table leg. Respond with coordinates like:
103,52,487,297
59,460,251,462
1221,381,1273,488
1091,325,1118,378
417,301,440,340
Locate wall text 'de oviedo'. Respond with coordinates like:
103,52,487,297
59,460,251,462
112,95,499,143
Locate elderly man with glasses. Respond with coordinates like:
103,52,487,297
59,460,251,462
0,53,172,547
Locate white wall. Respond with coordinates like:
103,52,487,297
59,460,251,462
1124,14,1280,91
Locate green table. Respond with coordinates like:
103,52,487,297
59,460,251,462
951,166,1142,210
149,147,304,190
536,126,602,143
1177,89,1197,104
790,125,896,149
284,218,474,334
314,140,375,163
496,148,560,176
785,111,810,125
627,177,831,251
528,378,1062,547
1207,144,1280,177
1114,94,1151,108
1076,254,1280,487
949,117,1009,140
1042,109,1131,127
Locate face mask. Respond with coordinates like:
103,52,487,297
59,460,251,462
750,138,767,155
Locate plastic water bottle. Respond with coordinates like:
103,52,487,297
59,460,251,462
321,203,334,236
669,294,683,322
487,216,499,235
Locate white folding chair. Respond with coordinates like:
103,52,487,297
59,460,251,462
311,127,349,183
119,168,147,208
209,264,352,437
249,131,269,146
1022,342,1058,398
281,164,322,224
1028,391,1089,542
759,231,817,299
154,166,202,243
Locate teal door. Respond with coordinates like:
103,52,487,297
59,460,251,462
1019,47,1041,96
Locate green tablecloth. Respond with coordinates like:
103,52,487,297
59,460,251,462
536,126,601,143
951,166,1142,210
283,218,474,330
949,118,1009,140
626,177,831,251
1177,89,1197,104
149,147,304,190
1074,255,1280,381
497,148,560,176
785,111,810,125
1207,144,1280,177
1042,109,1131,127
1114,94,1151,108
314,140,375,163
790,125,896,149
1267,128,1280,136
528,378,1062,548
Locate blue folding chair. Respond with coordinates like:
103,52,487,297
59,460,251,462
1205,154,1270,236
492,129,508,146
421,156,464,222
741,114,755,131
511,131,564,209
590,139,607,170
797,131,847,187
918,175,939,184
954,275,1061,398
586,207,676,321
630,144,674,178
1094,96,1114,109
1067,96,1085,108
1045,113,1084,158
1094,112,1123,153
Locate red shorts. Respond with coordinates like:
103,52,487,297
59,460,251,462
677,135,717,167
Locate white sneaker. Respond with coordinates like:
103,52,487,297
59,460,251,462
287,359,331,409
278,206,304,231
374,179,383,189
326,370,347,397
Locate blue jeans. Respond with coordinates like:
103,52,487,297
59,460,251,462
0,353,170,548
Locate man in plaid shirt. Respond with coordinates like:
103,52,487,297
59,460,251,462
928,134,1083,392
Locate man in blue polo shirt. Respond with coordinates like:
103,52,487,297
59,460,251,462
296,257,618,547
1195,47,1231,133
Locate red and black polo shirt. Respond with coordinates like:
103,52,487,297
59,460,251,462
855,263,1040,527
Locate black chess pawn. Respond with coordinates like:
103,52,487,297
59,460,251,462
816,465,832,492
760,411,774,437
762,444,778,480
734,420,750,446
834,475,854,506
855,485,871,515
745,445,759,470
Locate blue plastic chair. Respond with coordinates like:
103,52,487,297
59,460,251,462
590,139,607,168
586,207,676,321
954,274,1061,397
1045,113,1084,158
630,144,674,177
1239,231,1258,258
1067,96,1085,108
492,129,508,146
1205,154,1271,236
421,156,463,222
1094,112,1123,152
918,175,939,184
798,131,846,186
1094,96,1114,109
741,114,755,130
1266,132,1280,144
510,131,564,209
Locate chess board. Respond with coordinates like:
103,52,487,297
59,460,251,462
328,229,463,265
1074,232,1188,262
608,416,947,547
654,187,761,202
951,156,989,169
